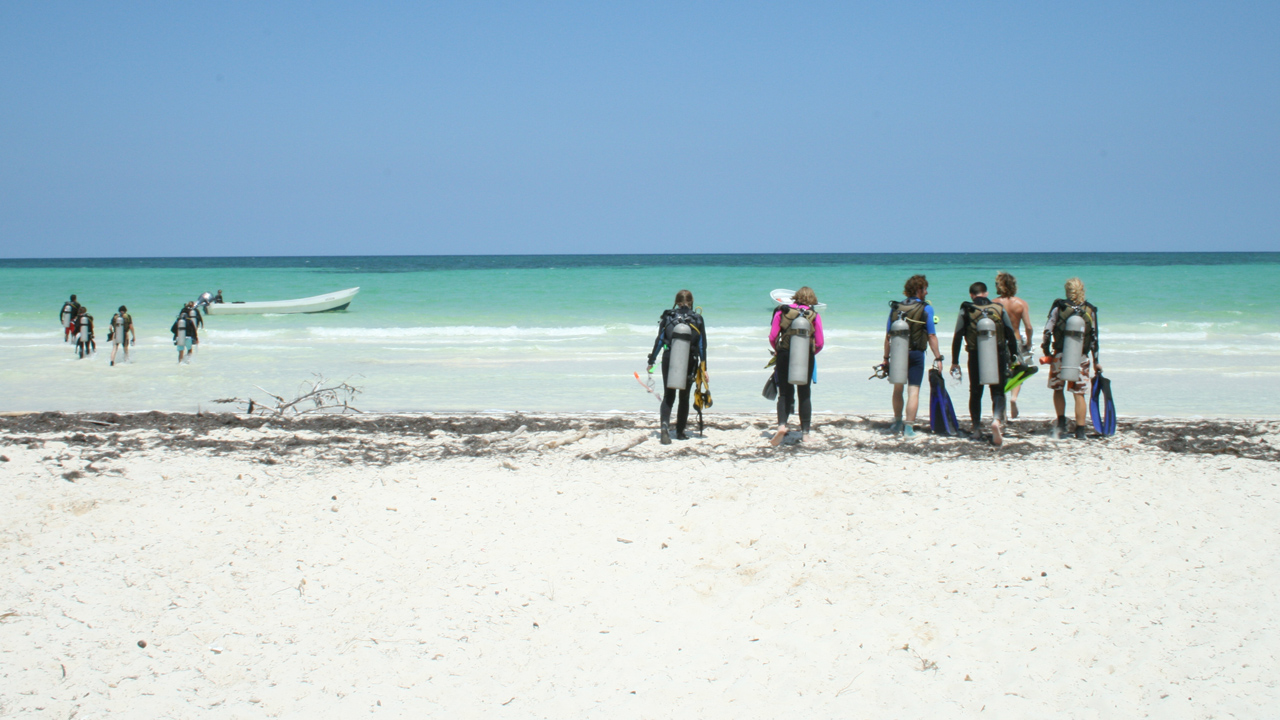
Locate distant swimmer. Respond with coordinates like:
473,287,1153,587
74,307,95,360
109,305,135,366
646,289,707,445
1042,277,1101,440
60,294,81,342
769,286,824,446
881,274,943,439
951,282,1019,446
992,271,1034,418
214,289,224,304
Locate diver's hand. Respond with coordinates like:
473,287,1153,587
647,364,654,374
1094,364,1103,373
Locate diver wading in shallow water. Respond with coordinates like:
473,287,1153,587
109,305,135,366
647,289,708,445
1043,277,1101,440
881,274,943,439
73,307,95,359
950,282,1019,447
60,294,81,342
769,286,824,446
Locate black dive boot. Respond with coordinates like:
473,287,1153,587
660,422,672,445
1074,425,1088,440
1050,415,1067,440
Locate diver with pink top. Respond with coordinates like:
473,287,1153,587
769,286,824,446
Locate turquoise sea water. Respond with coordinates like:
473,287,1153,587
2,254,1277,417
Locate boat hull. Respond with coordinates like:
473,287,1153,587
204,287,360,315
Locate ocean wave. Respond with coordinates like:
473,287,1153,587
308,325,615,339
0,332,59,340
204,329,286,339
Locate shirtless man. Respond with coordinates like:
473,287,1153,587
992,271,1033,418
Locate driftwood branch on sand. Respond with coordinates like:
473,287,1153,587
212,374,363,416
579,433,647,460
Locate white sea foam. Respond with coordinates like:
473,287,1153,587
203,329,286,339
308,325,615,339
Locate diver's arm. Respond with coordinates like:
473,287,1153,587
950,312,964,366
768,310,782,349
1041,305,1059,356
812,312,824,354
1001,311,1019,359
928,334,942,367
697,316,708,367
646,314,667,368
1019,299,1034,348
1091,306,1101,370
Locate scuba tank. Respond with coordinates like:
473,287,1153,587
976,316,999,385
787,315,812,385
1059,314,1086,381
888,317,909,384
665,322,692,390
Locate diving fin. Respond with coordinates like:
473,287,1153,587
928,368,961,436
1004,362,1039,393
1090,372,1116,436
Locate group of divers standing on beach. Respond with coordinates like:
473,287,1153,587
57,278,1105,448
646,272,1105,448
58,291,226,366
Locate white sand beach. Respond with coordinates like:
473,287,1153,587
2,413,1278,718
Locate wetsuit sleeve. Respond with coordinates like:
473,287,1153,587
925,305,937,335
950,310,965,365
647,318,666,366
769,310,782,349
696,316,708,365
812,312,824,354
1041,304,1059,356
1090,305,1100,363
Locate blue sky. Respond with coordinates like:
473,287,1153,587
1,2,1277,257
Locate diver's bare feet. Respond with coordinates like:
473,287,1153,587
991,420,1003,447
770,425,788,447
1010,401,1019,419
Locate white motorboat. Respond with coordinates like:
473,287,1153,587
201,287,359,315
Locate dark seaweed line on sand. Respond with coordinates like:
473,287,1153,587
3,413,1278,467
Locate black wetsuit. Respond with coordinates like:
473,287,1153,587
951,297,1019,430
647,308,707,437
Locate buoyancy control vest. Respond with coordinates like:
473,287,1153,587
662,308,703,358
776,306,817,352
962,302,1007,353
1049,300,1096,355
889,300,930,351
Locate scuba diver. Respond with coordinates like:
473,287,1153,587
646,289,707,445
950,282,1019,446
1042,277,1101,440
172,302,201,363
992,271,1034,418
769,286,824,446
60,294,81,342
74,307,95,359
880,274,943,438
109,305,135,366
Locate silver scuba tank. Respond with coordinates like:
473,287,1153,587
787,315,812,385
976,316,999,385
1059,313,1086,381
78,316,91,343
665,322,692,390
888,318,910,384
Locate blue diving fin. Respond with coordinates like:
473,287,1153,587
928,368,961,436
1090,372,1116,436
